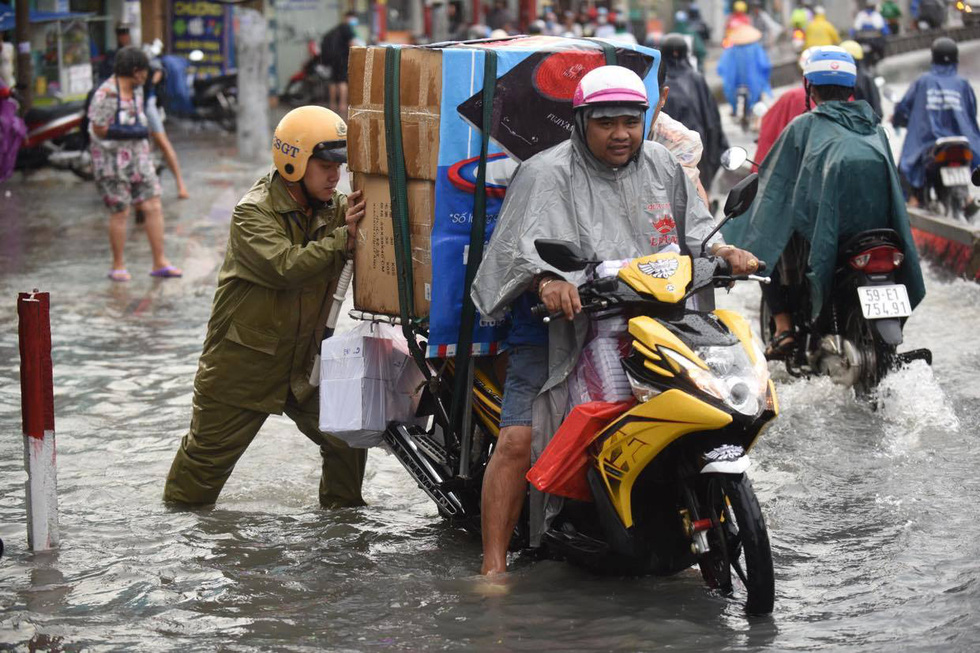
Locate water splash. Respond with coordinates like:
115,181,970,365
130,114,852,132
875,360,960,456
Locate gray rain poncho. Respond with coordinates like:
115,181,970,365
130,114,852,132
471,122,722,545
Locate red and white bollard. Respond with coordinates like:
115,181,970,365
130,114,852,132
18,290,59,551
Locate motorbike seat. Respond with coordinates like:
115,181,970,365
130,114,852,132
24,101,86,126
839,228,902,261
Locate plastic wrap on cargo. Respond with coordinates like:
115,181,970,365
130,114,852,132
567,317,632,406
319,322,425,448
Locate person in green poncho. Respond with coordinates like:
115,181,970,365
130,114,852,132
880,0,902,35
722,46,925,358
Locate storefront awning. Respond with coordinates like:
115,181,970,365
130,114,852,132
0,3,93,31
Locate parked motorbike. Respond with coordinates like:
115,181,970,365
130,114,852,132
281,40,331,106
922,136,974,221
187,50,237,132
14,97,92,180
384,175,779,614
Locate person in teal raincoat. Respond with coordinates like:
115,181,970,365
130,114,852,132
723,47,925,357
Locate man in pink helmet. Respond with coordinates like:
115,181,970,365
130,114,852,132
471,65,759,576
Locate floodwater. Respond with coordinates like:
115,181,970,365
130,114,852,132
2,54,980,652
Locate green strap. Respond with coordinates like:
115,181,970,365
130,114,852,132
383,46,431,373
576,38,618,65
597,39,618,65
383,46,414,322
448,49,497,446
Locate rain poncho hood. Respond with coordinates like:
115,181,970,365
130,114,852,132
893,64,980,189
472,122,720,545
724,100,926,317
717,41,772,108
663,58,729,187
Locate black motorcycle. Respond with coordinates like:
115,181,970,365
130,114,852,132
760,230,932,393
184,50,237,133
921,136,974,221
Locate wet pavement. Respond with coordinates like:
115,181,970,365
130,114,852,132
1,51,980,652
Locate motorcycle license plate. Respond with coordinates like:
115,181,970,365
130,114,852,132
857,284,912,319
940,166,971,186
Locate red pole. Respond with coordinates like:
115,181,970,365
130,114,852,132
18,291,59,551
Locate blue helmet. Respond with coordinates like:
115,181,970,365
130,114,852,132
803,46,857,87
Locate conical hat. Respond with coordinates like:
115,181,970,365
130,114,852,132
729,24,763,46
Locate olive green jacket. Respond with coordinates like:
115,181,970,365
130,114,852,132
194,169,350,414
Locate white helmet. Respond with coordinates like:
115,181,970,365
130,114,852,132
572,65,649,111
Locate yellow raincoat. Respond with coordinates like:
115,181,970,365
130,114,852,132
804,15,841,49
164,169,366,507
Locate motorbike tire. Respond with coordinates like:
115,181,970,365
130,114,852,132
759,296,774,346
843,304,893,395
698,474,775,615
69,151,94,181
737,94,749,133
282,79,312,106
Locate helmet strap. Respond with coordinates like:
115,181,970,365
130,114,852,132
804,80,813,111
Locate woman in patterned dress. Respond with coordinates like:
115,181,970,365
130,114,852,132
88,46,181,281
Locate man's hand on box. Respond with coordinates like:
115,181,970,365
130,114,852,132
345,190,366,253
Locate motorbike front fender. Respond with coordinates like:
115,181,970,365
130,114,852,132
700,455,751,475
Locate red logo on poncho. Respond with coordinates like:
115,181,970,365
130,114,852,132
654,216,676,234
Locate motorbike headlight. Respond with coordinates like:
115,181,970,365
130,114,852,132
663,344,768,417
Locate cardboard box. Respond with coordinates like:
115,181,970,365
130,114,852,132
352,173,432,316
348,46,443,181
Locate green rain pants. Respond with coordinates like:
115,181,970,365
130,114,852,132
163,391,367,507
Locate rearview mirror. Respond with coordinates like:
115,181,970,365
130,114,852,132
973,166,980,186
723,173,759,218
721,146,749,171
534,239,592,272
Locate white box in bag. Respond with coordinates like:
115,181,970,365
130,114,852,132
319,323,423,448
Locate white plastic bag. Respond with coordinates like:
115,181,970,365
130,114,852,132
567,317,632,406
319,322,425,448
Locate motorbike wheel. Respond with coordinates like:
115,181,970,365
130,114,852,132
698,474,775,615
69,150,94,181
281,79,312,106
844,305,893,395
759,296,774,345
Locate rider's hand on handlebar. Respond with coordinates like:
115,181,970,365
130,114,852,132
714,245,760,276
539,279,582,321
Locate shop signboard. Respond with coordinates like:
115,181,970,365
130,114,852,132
170,0,234,76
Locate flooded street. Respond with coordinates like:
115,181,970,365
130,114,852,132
2,52,980,651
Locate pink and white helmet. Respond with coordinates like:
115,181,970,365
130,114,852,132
572,65,649,111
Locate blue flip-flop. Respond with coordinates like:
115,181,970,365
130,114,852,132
149,265,183,278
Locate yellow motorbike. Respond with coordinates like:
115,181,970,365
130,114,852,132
385,174,779,614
